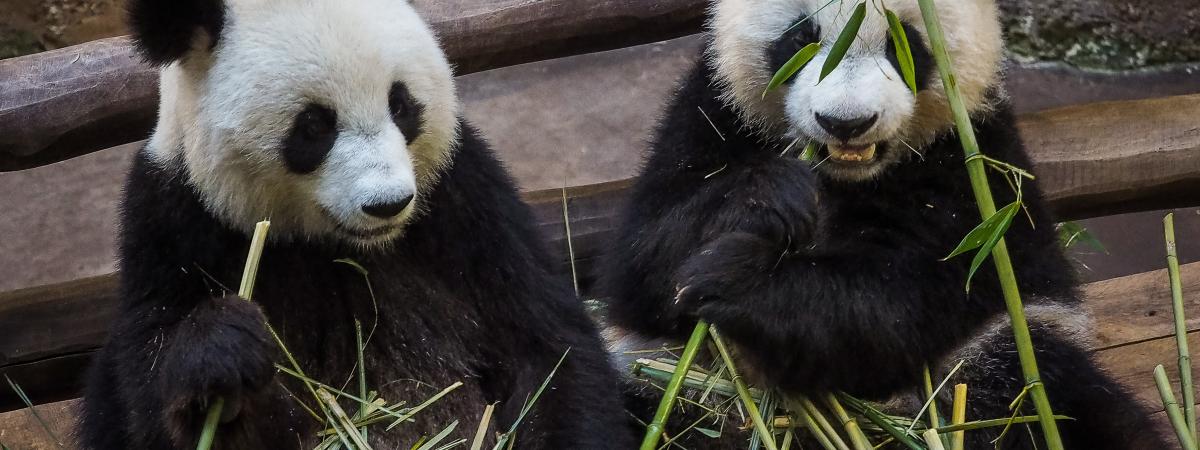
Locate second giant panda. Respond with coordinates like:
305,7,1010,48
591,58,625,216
601,0,1166,448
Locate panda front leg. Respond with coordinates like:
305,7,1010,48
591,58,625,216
120,294,291,448
672,231,977,397
945,309,1168,450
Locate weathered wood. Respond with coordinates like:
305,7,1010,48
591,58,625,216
1022,94,1200,220
0,0,705,172
3,92,1200,408
1084,260,1200,350
0,399,76,449
3,261,1195,441
0,275,118,367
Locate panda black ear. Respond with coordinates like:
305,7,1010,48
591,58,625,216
127,0,227,66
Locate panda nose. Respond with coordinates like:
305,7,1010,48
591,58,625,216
815,113,878,141
361,195,413,219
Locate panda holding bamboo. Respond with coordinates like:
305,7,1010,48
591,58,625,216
601,0,1166,448
76,0,632,448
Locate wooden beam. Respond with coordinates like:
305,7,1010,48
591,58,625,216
0,0,706,171
3,94,1200,409
1022,94,1200,220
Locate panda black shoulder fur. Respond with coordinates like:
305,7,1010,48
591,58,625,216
601,0,1165,448
77,0,632,448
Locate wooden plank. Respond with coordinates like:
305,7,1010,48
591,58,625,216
1096,331,1200,414
0,399,75,450
1084,260,1200,349
0,275,118,367
2,260,1194,437
0,0,705,172
1023,94,1200,220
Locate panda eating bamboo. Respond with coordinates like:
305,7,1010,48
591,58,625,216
77,0,632,448
601,0,1167,448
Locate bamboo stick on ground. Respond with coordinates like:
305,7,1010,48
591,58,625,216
922,429,946,450
640,321,710,450
709,327,778,450
950,384,967,450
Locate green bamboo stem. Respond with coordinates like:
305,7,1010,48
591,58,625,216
1166,213,1196,441
914,2,1063,449
709,327,778,450
921,366,941,432
799,397,849,450
823,393,872,450
195,397,224,450
640,321,710,450
1157,364,1200,450
197,221,271,450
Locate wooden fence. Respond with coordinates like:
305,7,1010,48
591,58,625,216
1,0,1199,437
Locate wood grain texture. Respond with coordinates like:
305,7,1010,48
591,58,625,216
0,0,705,171
1023,94,1200,220
1084,260,1200,349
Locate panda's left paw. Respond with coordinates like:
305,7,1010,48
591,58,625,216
673,232,782,318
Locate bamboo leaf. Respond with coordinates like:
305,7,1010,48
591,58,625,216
885,8,918,94
414,421,459,450
764,43,821,97
695,427,722,438
1057,221,1107,253
944,201,1021,261
965,201,1022,290
819,2,866,83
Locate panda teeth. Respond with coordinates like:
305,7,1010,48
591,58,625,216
828,143,877,162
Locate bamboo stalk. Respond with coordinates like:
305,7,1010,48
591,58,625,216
1156,364,1200,450
914,2,1064,449
640,321,710,450
922,366,941,431
950,384,967,450
922,429,946,450
197,221,271,450
796,404,839,450
823,393,872,450
195,397,225,450
800,397,849,450
1166,213,1196,441
709,327,778,450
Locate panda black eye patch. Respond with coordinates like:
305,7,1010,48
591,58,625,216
282,103,338,174
766,15,820,84
389,82,425,142
885,22,934,92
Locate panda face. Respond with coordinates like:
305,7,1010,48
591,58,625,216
710,0,1003,181
140,0,458,248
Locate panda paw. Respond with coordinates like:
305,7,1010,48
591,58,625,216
155,294,278,443
703,158,820,248
673,232,783,321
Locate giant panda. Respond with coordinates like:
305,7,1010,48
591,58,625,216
76,0,632,448
600,0,1166,448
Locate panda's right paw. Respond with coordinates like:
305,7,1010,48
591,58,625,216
703,158,820,248
155,294,278,443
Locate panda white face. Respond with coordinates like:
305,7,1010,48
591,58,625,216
710,0,1003,181
143,0,458,248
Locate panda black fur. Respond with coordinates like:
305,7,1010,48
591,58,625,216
601,0,1165,448
77,0,631,448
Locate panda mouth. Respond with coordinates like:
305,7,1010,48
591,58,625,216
319,207,401,240
825,143,879,164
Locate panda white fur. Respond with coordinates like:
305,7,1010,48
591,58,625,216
77,0,631,448
600,0,1165,448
